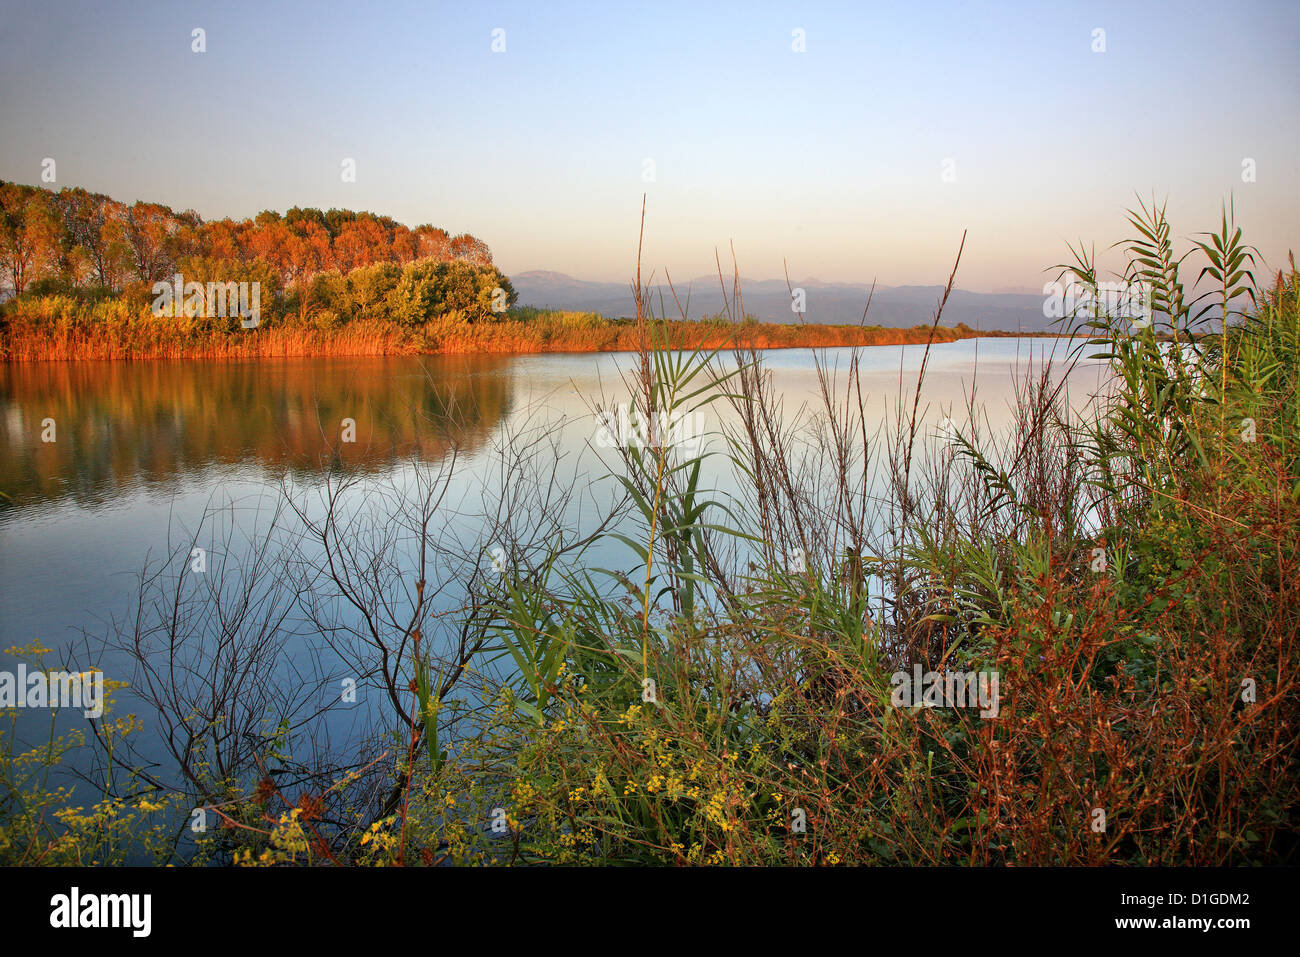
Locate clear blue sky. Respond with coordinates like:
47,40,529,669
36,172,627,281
1,0,1296,291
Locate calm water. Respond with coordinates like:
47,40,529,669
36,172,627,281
0,338,1107,776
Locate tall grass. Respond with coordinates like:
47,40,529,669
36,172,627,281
409,205,1299,865
4,204,1296,867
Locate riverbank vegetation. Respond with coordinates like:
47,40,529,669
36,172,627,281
0,289,1001,360
2,181,1039,360
0,180,494,297
3,203,1297,866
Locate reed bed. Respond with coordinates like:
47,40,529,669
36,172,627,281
2,295,1034,361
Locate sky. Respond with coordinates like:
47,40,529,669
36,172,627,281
1,0,1297,292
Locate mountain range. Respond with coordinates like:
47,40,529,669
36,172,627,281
510,271,1056,332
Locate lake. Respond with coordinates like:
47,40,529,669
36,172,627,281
0,337,1109,783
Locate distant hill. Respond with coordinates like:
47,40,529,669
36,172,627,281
511,271,1054,332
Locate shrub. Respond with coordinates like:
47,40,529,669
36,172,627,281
389,259,516,326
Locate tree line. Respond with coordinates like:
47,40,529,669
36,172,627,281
0,179,496,298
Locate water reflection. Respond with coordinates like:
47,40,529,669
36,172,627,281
0,355,515,510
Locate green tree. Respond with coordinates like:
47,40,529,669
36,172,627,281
388,260,516,325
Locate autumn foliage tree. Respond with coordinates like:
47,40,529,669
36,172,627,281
0,182,59,295
0,180,499,304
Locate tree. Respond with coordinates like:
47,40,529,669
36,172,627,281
389,260,516,325
122,201,180,282
332,218,390,273
249,218,299,285
414,226,451,262
2,183,499,300
94,198,133,290
201,219,248,263
448,233,493,266
0,182,59,295
295,220,334,278
390,225,417,263
346,261,397,316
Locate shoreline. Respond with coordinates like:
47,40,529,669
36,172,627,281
1,321,1074,363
